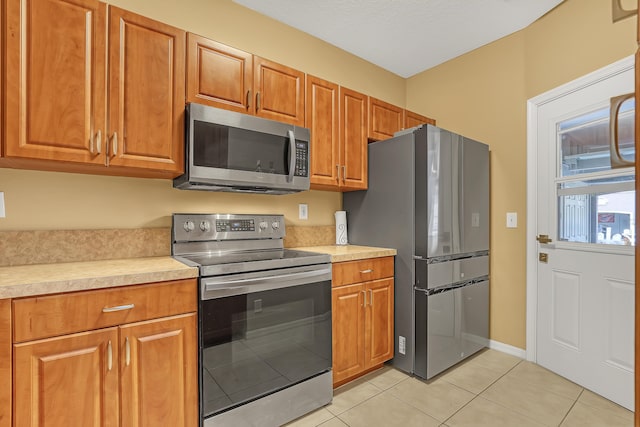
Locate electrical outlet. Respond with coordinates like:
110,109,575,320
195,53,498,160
0,192,5,218
506,212,517,228
299,203,308,220
399,336,406,355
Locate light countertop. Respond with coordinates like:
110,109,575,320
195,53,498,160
0,257,198,299
0,245,395,299
294,245,396,263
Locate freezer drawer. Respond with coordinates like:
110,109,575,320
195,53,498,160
414,280,489,379
426,256,488,290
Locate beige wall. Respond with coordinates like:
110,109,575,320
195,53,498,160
407,0,637,349
0,0,406,231
2,0,637,350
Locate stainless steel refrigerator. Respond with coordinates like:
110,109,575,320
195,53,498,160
343,124,489,379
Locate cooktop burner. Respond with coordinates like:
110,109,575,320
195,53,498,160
171,213,331,276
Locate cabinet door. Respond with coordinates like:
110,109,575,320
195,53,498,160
340,87,368,191
254,56,304,126
107,6,185,176
404,110,435,129
366,278,394,368
368,97,403,141
306,75,340,190
120,313,197,427
186,33,253,114
332,283,366,386
13,328,119,427
5,0,106,164
0,300,10,427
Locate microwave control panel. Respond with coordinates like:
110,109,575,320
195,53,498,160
294,141,308,177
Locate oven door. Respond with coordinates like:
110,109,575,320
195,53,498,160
199,264,332,420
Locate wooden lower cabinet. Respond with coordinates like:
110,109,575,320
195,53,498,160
13,328,120,427
10,279,198,427
332,257,394,387
0,300,11,427
120,314,197,427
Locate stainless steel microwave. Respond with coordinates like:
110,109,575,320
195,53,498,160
173,103,311,194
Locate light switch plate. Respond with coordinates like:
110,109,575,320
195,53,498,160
298,203,308,220
0,192,5,218
506,212,517,228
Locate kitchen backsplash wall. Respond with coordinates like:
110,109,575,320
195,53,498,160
0,168,342,231
0,226,336,267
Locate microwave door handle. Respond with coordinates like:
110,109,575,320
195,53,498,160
287,130,296,182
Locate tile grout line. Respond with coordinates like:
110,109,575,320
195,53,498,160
441,359,524,425
326,371,409,422
556,388,584,427
332,375,412,427
477,360,588,427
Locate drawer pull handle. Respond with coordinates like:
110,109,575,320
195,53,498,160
360,269,373,274
102,304,135,313
125,337,131,366
107,340,113,371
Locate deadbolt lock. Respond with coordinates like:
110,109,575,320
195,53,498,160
539,253,548,263
536,234,553,244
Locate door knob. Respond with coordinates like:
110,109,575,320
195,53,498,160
536,234,553,244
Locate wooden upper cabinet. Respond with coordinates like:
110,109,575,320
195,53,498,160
306,75,340,189
404,110,436,129
186,33,253,114
254,56,305,126
340,87,368,191
368,97,403,141
5,0,107,164
1,1,3,159
13,328,120,427
107,6,185,175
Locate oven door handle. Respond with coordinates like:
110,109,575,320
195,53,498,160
202,267,331,299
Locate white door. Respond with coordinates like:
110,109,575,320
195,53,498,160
533,59,635,410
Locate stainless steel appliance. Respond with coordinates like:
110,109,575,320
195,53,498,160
343,125,490,379
172,214,332,427
174,103,311,194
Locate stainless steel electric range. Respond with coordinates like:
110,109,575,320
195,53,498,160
172,213,333,427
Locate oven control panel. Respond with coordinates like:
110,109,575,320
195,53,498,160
173,213,285,242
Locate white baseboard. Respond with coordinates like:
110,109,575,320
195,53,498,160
489,340,527,359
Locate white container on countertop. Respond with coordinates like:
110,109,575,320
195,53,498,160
335,211,348,245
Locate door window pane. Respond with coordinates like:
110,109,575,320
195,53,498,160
559,99,634,177
557,175,635,245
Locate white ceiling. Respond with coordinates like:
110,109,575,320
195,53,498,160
233,0,564,78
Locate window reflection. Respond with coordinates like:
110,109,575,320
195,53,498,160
556,99,635,247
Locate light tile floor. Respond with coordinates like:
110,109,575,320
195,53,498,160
285,349,634,427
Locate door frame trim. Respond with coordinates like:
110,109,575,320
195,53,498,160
525,55,634,362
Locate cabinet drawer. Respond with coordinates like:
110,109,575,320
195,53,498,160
13,279,197,343
332,257,394,287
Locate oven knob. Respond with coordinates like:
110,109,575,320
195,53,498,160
183,221,195,232
259,221,268,231
272,221,280,230
200,221,211,232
